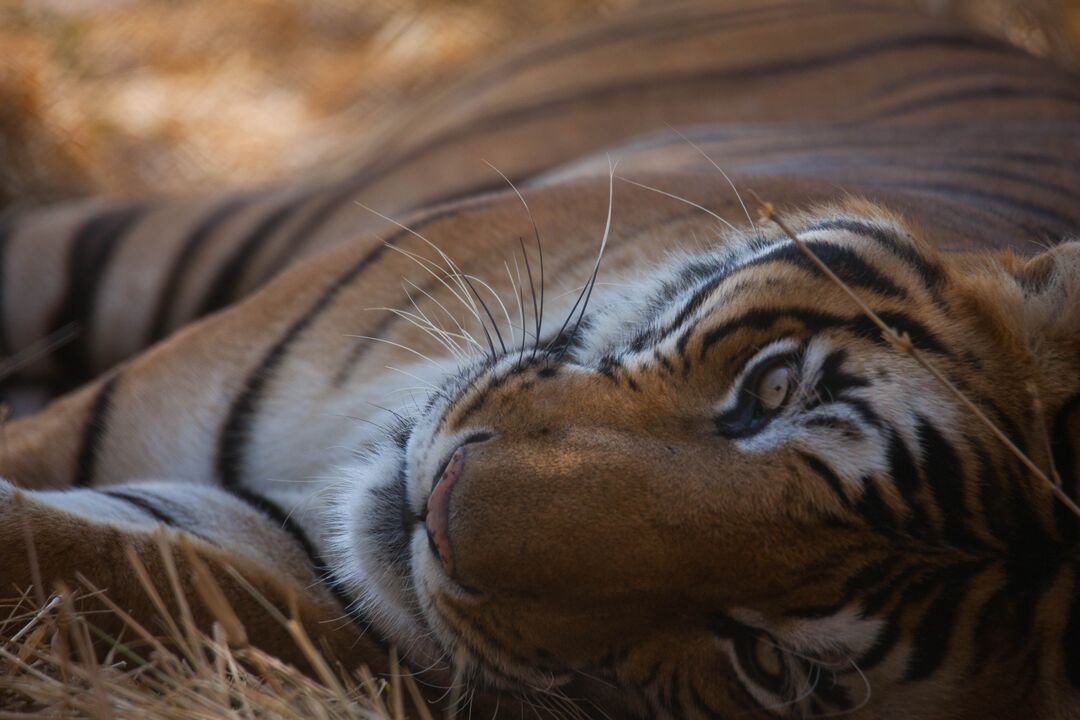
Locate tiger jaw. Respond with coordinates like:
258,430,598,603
330,445,442,664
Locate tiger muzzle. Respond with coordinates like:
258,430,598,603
425,445,465,577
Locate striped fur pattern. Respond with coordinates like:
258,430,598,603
2,1,1080,717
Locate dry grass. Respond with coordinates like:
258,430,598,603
0,0,637,206
1,0,1078,208
0,534,434,719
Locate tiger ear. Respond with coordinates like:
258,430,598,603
1003,242,1080,393
1009,241,1080,329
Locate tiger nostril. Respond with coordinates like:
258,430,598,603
423,433,492,577
425,446,467,576
427,432,492,493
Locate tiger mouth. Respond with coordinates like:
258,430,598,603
364,464,419,584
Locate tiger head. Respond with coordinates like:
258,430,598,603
334,197,1080,719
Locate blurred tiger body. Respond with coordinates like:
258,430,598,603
2,1,1080,718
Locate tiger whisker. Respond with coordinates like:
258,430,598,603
383,365,443,393
372,306,466,363
342,334,446,371
359,202,500,361
615,175,738,232
400,284,465,353
401,283,468,361
462,272,515,353
371,306,464,362
459,271,507,359
0,322,80,381
389,244,486,340
402,278,485,356
364,401,409,427
507,256,528,365
666,123,756,230
483,160,545,360
553,156,617,360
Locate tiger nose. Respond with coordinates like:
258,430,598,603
426,447,465,576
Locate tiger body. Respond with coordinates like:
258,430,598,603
2,1,1080,717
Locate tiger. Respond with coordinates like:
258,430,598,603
2,0,1080,717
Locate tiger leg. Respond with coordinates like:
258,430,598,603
0,477,387,673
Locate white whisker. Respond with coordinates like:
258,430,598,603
666,124,756,230
615,175,738,232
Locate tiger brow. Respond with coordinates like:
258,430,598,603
697,306,950,360
800,218,944,292
630,237,908,354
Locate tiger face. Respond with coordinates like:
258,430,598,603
332,199,1080,718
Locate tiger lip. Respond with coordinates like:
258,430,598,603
425,446,465,577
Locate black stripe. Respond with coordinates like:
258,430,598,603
856,477,898,534
868,84,1080,123
226,486,392,652
197,195,309,317
260,184,359,274
885,181,1080,232
267,174,530,277
840,397,883,429
698,307,949,359
858,567,950,670
688,680,729,720
885,429,930,537
629,239,908,353
861,565,919,619
813,664,853,711
629,272,726,353
810,349,869,402
942,160,1080,202
744,241,908,300
787,557,900,619
102,489,181,527
457,0,836,99
903,563,981,681
972,438,1013,547
801,217,943,291
339,30,1010,202
147,194,252,343
216,199,497,490
998,149,1080,176
74,373,121,487
50,205,144,382
1007,554,1063,652
799,451,850,507
915,416,986,550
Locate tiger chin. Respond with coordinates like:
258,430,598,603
327,205,1080,719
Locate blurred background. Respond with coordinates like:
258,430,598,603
2,0,1078,209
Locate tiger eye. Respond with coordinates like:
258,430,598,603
756,365,791,411
752,637,785,679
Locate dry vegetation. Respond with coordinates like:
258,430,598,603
2,1,1080,718
0,536,435,720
